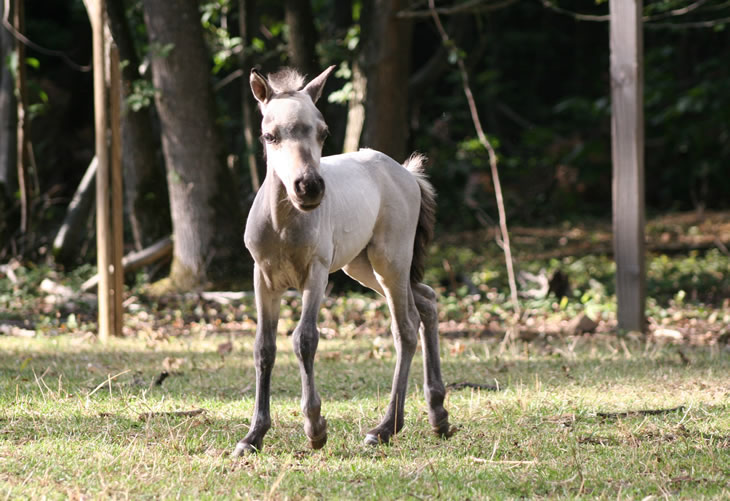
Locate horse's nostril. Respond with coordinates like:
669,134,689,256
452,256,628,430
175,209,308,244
294,178,306,196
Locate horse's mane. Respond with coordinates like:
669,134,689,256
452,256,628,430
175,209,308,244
268,68,306,94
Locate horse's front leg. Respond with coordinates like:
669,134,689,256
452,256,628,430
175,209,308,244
292,262,329,449
232,265,282,456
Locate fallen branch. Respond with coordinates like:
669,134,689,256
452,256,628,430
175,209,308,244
52,156,97,265
447,381,501,391
138,408,206,421
81,236,173,291
597,406,684,420
469,456,536,465
398,0,517,18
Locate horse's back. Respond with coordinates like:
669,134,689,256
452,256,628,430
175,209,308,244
321,149,422,270
322,149,420,196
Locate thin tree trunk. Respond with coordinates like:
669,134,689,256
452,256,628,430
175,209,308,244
106,0,170,250
0,0,17,197
238,0,260,191
358,0,413,161
284,0,319,77
325,0,351,154
143,0,244,290
14,0,30,235
428,0,520,319
343,63,366,153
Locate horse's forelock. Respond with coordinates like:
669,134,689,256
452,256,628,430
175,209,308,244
268,68,306,94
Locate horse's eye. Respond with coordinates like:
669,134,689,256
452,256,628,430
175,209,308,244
318,129,329,142
262,133,277,144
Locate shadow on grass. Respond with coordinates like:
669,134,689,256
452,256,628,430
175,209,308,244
1,341,724,403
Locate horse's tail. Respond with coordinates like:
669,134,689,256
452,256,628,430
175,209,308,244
404,152,436,284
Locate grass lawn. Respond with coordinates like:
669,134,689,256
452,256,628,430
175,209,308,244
2,211,730,498
1,332,729,499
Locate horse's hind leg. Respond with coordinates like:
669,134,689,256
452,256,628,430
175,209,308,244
412,282,451,437
292,262,329,449
363,249,421,445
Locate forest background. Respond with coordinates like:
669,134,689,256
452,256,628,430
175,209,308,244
1,0,729,286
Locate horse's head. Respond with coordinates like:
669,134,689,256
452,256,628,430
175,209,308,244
250,65,335,212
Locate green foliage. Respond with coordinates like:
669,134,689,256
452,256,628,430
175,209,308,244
125,79,158,112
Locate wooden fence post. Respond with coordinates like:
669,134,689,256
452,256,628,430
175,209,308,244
610,0,646,332
110,44,124,338
90,0,123,342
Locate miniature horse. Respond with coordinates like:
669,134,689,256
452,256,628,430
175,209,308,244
233,65,451,455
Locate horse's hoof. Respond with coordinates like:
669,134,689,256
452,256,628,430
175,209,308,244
308,433,327,450
363,433,380,446
305,416,328,450
364,430,391,446
432,418,454,438
231,440,260,457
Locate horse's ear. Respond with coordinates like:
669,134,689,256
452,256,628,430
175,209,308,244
250,69,272,105
303,65,336,104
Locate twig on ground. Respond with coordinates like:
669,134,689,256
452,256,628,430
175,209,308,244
447,381,500,391
138,408,206,421
469,456,536,465
86,369,131,398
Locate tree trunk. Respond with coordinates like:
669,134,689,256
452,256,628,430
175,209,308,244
238,0,260,191
358,0,413,161
324,0,351,154
142,0,244,290
284,0,319,78
106,0,170,251
14,0,31,235
0,0,17,198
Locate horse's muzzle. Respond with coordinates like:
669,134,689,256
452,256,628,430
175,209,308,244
293,172,325,211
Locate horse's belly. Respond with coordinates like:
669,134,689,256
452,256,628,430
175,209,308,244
329,228,373,272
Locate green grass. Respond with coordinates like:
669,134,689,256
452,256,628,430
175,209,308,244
2,212,730,498
2,333,729,499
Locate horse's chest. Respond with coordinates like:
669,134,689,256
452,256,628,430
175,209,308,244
245,224,316,290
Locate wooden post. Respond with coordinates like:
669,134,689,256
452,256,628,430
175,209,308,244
110,44,124,338
610,0,646,332
91,0,111,342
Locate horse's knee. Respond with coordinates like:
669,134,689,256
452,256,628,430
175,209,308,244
395,320,419,353
292,324,319,362
425,382,446,408
413,284,437,321
254,341,276,373
414,282,437,302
